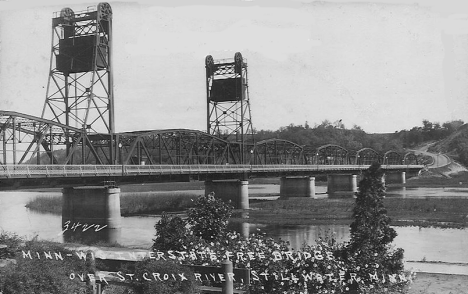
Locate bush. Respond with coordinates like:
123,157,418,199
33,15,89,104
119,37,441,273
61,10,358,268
125,259,198,294
0,237,93,294
186,192,233,242
0,231,23,259
152,212,188,251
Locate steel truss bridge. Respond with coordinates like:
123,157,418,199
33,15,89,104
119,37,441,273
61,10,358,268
0,111,420,167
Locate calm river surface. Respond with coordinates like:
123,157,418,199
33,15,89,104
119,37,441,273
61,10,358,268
1,185,468,267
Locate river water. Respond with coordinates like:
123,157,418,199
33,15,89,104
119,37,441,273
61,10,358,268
1,185,468,269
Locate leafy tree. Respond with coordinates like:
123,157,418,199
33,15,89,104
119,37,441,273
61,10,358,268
186,192,233,242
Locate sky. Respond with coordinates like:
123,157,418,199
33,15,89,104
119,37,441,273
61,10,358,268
1,0,468,133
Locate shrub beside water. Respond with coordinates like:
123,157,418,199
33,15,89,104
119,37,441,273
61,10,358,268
152,212,189,251
186,192,233,241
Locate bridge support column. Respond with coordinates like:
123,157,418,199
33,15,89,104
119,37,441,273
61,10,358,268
62,186,121,244
205,180,249,209
384,171,406,184
327,174,357,196
280,176,315,198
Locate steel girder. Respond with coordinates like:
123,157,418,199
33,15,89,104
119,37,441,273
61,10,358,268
316,144,349,165
253,139,304,165
116,129,239,165
383,151,402,165
355,148,381,165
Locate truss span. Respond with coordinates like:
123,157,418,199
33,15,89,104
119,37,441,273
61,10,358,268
383,150,402,165
355,148,381,165
253,139,304,165
403,152,420,165
117,129,241,165
316,144,349,165
0,111,92,165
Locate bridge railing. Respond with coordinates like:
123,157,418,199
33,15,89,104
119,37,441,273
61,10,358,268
0,164,424,179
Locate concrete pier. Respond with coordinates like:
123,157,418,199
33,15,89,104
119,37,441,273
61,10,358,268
280,176,315,198
327,174,357,196
384,171,406,184
205,180,249,209
62,186,121,243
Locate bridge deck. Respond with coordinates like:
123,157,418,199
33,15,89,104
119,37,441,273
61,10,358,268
0,164,422,179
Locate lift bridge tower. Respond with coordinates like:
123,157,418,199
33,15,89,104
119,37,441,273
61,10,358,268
41,3,115,163
205,52,254,164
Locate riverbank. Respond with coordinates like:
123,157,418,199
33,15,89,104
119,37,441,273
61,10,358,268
404,170,468,188
408,272,468,294
238,197,468,228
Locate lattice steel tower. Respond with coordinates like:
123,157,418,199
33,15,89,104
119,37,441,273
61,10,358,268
205,52,254,162
41,3,114,157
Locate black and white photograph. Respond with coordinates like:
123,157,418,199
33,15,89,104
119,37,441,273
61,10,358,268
1,0,468,293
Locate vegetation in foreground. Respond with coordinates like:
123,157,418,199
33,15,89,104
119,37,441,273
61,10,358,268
148,163,413,294
0,233,93,294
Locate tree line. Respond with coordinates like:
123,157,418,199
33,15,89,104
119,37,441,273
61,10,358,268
253,119,465,154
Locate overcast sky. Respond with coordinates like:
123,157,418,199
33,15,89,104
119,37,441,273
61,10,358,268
1,0,468,133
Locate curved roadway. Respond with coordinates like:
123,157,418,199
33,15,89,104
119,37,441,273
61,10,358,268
419,150,450,168
409,142,451,169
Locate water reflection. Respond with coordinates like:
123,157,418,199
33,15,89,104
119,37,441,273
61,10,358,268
0,192,63,242
242,223,468,264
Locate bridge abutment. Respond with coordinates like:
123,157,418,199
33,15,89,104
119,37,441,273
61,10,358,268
327,174,357,196
62,186,121,244
204,180,249,209
280,176,316,198
384,171,406,184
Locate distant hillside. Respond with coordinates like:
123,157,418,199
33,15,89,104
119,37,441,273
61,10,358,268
254,119,465,155
428,124,468,167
